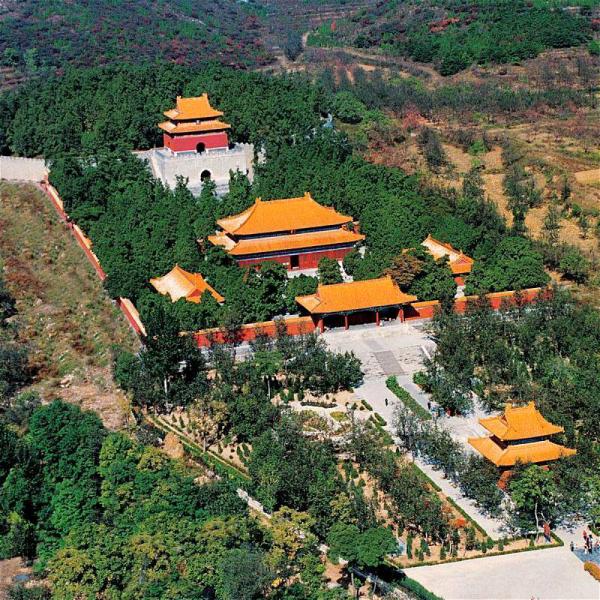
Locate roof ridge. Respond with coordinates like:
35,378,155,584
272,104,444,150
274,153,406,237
319,275,392,289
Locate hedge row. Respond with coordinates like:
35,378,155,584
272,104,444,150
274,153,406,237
386,376,432,420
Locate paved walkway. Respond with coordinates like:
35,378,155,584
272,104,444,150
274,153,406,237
335,322,507,539
322,322,600,599
404,545,600,599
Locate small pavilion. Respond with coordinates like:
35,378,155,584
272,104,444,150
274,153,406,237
422,235,474,285
159,94,231,154
150,265,224,304
208,193,364,270
296,276,417,331
468,402,576,469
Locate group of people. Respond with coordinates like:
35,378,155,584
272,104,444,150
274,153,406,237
570,529,600,554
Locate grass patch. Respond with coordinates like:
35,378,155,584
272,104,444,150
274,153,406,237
386,376,432,420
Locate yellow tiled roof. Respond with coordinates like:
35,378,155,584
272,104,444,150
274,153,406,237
163,94,224,121
158,119,231,134
468,436,576,467
479,402,564,441
150,265,224,304
296,276,417,315
422,235,474,275
216,193,354,236
208,228,364,256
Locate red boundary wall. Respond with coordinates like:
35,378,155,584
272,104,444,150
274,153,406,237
38,179,551,347
39,181,145,336
404,287,549,321
195,316,316,347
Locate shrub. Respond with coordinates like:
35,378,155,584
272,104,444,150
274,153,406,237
386,376,431,421
331,91,368,124
559,249,590,283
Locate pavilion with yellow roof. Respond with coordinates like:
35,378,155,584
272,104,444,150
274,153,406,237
150,265,224,304
468,402,576,469
208,192,365,271
296,276,417,331
159,94,231,154
421,235,474,285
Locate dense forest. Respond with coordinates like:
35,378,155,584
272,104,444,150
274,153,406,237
0,268,440,598
0,0,272,79
0,64,549,331
308,0,595,74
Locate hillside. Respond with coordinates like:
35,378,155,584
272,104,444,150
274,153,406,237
0,0,273,88
307,0,597,75
0,182,139,429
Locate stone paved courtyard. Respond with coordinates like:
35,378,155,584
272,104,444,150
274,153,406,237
404,546,599,600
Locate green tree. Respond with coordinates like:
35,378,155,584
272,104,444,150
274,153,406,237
559,249,589,283
510,464,558,531
331,91,367,124
418,128,446,172
318,257,343,285
114,304,208,411
218,548,272,600
385,252,424,290
285,275,318,313
542,203,561,248
462,165,485,202
466,236,549,294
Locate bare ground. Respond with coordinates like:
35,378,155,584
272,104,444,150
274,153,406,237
0,182,139,429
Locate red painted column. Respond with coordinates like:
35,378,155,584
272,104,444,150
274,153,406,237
399,306,405,322
319,318,324,333
344,314,349,330
376,310,380,326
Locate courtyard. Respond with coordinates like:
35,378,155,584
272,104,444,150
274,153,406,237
321,321,600,600
404,545,599,600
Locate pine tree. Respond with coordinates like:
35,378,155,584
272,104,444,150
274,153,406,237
542,202,561,247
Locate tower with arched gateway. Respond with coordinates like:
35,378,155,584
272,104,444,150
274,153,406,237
136,94,255,196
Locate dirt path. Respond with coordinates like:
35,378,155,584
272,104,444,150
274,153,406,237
0,182,139,429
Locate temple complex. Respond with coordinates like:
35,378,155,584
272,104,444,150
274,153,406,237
159,94,231,154
139,94,254,196
422,235,474,285
208,193,364,270
468,402,576,469
150,265,224,304
296,276,417,331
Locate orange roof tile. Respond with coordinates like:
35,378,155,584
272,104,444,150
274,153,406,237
468,436,576,467
216,193,354,236
158,119,231,134
163,94,224,121
479,402,563,441
208,228,364,256
422,235,474,275
296,276,417,314
150,265,224,304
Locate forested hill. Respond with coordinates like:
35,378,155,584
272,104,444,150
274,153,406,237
308,0,596,75
0,0,273,85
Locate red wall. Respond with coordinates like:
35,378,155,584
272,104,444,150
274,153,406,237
404,288,548,321
237,247,353,271
163,131,229,152
40,181,146,337
195,316,316,347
